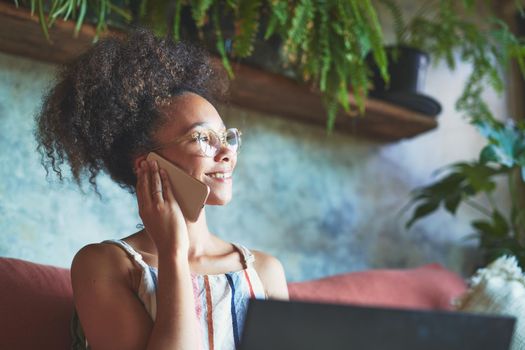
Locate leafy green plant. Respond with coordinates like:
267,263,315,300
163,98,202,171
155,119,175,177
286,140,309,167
11,0,389,131
11,0,525,134
405,117,525,268
376,0,525,126
376,0,525,267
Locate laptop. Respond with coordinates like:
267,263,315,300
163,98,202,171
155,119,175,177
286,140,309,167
239,299,516,350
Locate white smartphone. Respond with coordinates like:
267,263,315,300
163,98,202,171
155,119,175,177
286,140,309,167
146,152,210,222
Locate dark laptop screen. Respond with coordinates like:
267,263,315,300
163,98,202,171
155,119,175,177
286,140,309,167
240,299,515,350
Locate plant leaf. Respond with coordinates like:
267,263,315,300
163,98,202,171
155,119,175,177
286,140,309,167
406,201,440,229
444,193,462,214
233,0,263,57
479,145,498,164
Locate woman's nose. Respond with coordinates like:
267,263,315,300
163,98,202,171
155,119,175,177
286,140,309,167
214,144,235,162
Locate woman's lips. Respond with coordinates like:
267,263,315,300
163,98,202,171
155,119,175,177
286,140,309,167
206,172,232,181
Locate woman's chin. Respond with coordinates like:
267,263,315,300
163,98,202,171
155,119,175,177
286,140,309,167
205,194,232,206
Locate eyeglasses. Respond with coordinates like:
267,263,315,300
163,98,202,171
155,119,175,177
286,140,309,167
153,127,242,157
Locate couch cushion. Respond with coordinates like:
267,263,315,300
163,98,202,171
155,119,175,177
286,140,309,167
0,257,73,350
288,263,467,310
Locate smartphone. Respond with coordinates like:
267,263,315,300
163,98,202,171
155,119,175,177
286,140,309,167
146,152,210,222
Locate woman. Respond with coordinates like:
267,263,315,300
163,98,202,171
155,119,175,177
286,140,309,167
35,27,288,350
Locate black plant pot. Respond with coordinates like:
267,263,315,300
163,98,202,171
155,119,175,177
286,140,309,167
368,45,442,117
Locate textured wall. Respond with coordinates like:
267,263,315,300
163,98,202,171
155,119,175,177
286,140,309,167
0,49,509,282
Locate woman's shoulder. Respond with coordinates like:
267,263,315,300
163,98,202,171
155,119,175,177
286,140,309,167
250,249,283,273
71,241,136,286
249,249,289,300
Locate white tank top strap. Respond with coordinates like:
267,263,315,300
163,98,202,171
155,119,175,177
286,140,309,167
232,243,256,268
103,239,149,271
102,239,157,319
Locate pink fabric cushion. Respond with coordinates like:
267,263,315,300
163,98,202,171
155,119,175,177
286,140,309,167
288,263,467,310
0,257,73,350
0,257,465,349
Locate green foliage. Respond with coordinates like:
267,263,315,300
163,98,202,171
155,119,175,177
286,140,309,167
378,1,525,127
273,0,387,131
15,0,123,41
371,0,525,267
232,0,262,57
191,0,214,27
12,0,525,136
405,118,525,268
13,0,388,133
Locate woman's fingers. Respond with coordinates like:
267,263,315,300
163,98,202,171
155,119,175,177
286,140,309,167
137,160,152,209
150,160,164,203
135,163,144,204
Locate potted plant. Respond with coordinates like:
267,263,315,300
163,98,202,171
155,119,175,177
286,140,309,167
389,0,525,268
404,116,525,268
370,0,525,119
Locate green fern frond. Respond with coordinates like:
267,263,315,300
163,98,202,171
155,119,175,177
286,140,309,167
37,0,50,41
226,0,238,9
285,0,315,60
192,0,214,27
141,0,171,37
361,0,388,85
318,2,330,92
377,0,405,44
107,3,132,23
232,0,262,57
264,0,288,39
172,0,182,41
323,93,339,134
212,2,234,78
74,0,87,38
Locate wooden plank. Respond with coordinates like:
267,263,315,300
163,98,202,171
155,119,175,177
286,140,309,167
0,1,121,64
0,1,438,142
228,61,437,141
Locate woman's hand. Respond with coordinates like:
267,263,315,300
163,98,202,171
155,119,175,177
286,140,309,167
136,159,189,257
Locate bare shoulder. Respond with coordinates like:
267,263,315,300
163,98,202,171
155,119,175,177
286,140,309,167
251,249,289,300
71,242,153,349
71,242,133,289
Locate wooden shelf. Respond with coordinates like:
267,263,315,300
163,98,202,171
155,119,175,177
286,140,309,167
0,1,438,142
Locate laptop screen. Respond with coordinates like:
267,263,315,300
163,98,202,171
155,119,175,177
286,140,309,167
240,299,515,350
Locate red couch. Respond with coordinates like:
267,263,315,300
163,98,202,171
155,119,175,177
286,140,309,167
0,257,467,349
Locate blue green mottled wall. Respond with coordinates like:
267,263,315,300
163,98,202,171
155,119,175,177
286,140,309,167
0,51,510,282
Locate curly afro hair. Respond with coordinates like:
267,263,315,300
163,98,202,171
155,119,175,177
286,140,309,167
35,27,229,195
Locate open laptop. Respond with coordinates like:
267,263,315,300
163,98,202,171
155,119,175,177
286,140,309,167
239,299,516,350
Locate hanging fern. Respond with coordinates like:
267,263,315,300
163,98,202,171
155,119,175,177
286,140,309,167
141,0,172,37
282,0,315,65
264,0,288,40
376,0,405,45
191,0,214,27
232,0,263,57
212,2,234,78
15,0,126,42
19,0,525,135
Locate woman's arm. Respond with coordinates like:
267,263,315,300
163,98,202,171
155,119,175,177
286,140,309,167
72,159,200,350
139,159,201,350
71,243,154,350
252,251,289,300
